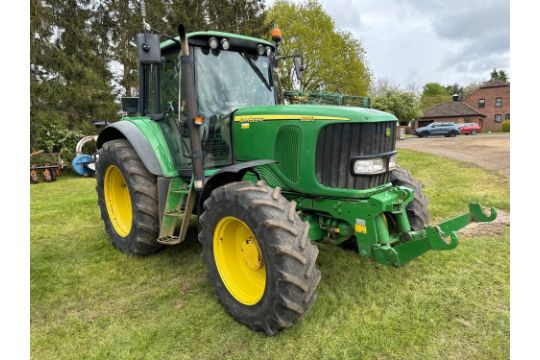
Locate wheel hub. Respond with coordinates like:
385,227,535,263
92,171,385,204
241,237,263,270
213,216,266,305
104,165,133,237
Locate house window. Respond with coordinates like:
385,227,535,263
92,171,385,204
495,114,502,122
478,99,485,108
496,97,503,107
505,114,510,120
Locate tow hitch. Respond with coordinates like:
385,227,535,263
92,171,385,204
372,203,497,266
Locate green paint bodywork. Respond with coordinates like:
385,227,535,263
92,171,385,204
119,116,179,177
233,104,397,199
106,36,497,268
116,107,497,267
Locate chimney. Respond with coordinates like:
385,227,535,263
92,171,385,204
452,93,460,102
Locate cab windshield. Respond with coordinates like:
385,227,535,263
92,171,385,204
195,47,275,117
158,46,275,169
193,47,275,167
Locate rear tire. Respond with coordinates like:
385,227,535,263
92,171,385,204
96,139,162,256
199,180,321,335
390,167,430,230
472,130,477,135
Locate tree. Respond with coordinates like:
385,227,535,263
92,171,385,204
419,82,451,112
371,87,421,125
445,83,464,98
463,82,481,98
422,82,449,97
267,0,370,96
490,68,509,82
30,0,119,152
30,0,271,151
205,0,270,36
106,0,270,96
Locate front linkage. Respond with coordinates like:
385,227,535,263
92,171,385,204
369,189,497,266
296,186,497,267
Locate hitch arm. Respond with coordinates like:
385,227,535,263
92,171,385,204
426,203,497,250
372,203,497,267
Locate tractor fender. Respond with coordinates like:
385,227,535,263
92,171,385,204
197,159,277,214
97,121,163,176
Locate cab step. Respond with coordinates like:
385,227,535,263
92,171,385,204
157,235,181,245
157,177,196,246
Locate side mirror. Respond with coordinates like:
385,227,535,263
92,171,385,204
135,33,161,64
293,56,305,81
121,97,139,115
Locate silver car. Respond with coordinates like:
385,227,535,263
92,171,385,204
414,122,461,138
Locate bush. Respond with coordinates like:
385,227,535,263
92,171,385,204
501,120,510,132
31,117,83,154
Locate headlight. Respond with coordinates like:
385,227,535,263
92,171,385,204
353,158,385,175
389,154,397,170
220,38,230,50
352,154,397,175
208,37,219,49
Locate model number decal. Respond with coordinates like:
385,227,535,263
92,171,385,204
234,115,351,122
239,117,264,122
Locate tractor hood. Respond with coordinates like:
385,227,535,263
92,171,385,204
233,104,397,123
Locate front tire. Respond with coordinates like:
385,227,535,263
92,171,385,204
199,181,321,335
390,167,430,230
96,139,162,255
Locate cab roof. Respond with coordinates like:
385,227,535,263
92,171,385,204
160,31,275,52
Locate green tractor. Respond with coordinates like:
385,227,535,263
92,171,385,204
95,24,497,335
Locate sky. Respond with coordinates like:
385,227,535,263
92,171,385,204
266,0,510,90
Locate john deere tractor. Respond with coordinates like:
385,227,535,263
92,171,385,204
95,23,497,335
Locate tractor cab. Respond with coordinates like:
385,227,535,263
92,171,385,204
135,32,281,171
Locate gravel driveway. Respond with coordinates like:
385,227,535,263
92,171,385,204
397,134,510,177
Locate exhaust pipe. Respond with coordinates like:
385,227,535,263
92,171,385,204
178,24,204,190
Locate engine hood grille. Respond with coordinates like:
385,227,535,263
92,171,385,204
315,122,397,190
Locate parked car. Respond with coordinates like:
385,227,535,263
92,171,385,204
458,122,481,135
413,122,461,138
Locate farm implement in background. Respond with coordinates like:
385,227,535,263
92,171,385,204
30,150,63,184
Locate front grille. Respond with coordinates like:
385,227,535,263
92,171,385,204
315,122,396,189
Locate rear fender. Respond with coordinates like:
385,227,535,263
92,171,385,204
97,120,177,177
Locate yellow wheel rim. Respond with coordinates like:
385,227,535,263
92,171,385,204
104,165,132,237
213,216,266,305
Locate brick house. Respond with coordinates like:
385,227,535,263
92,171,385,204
462,80,510,131
415,101,486,128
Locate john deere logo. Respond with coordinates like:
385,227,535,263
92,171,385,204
385,127,391,137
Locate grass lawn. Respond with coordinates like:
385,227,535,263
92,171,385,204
30,150,509,360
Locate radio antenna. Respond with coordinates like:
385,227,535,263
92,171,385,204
141,0,148,31
140,0,179,45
